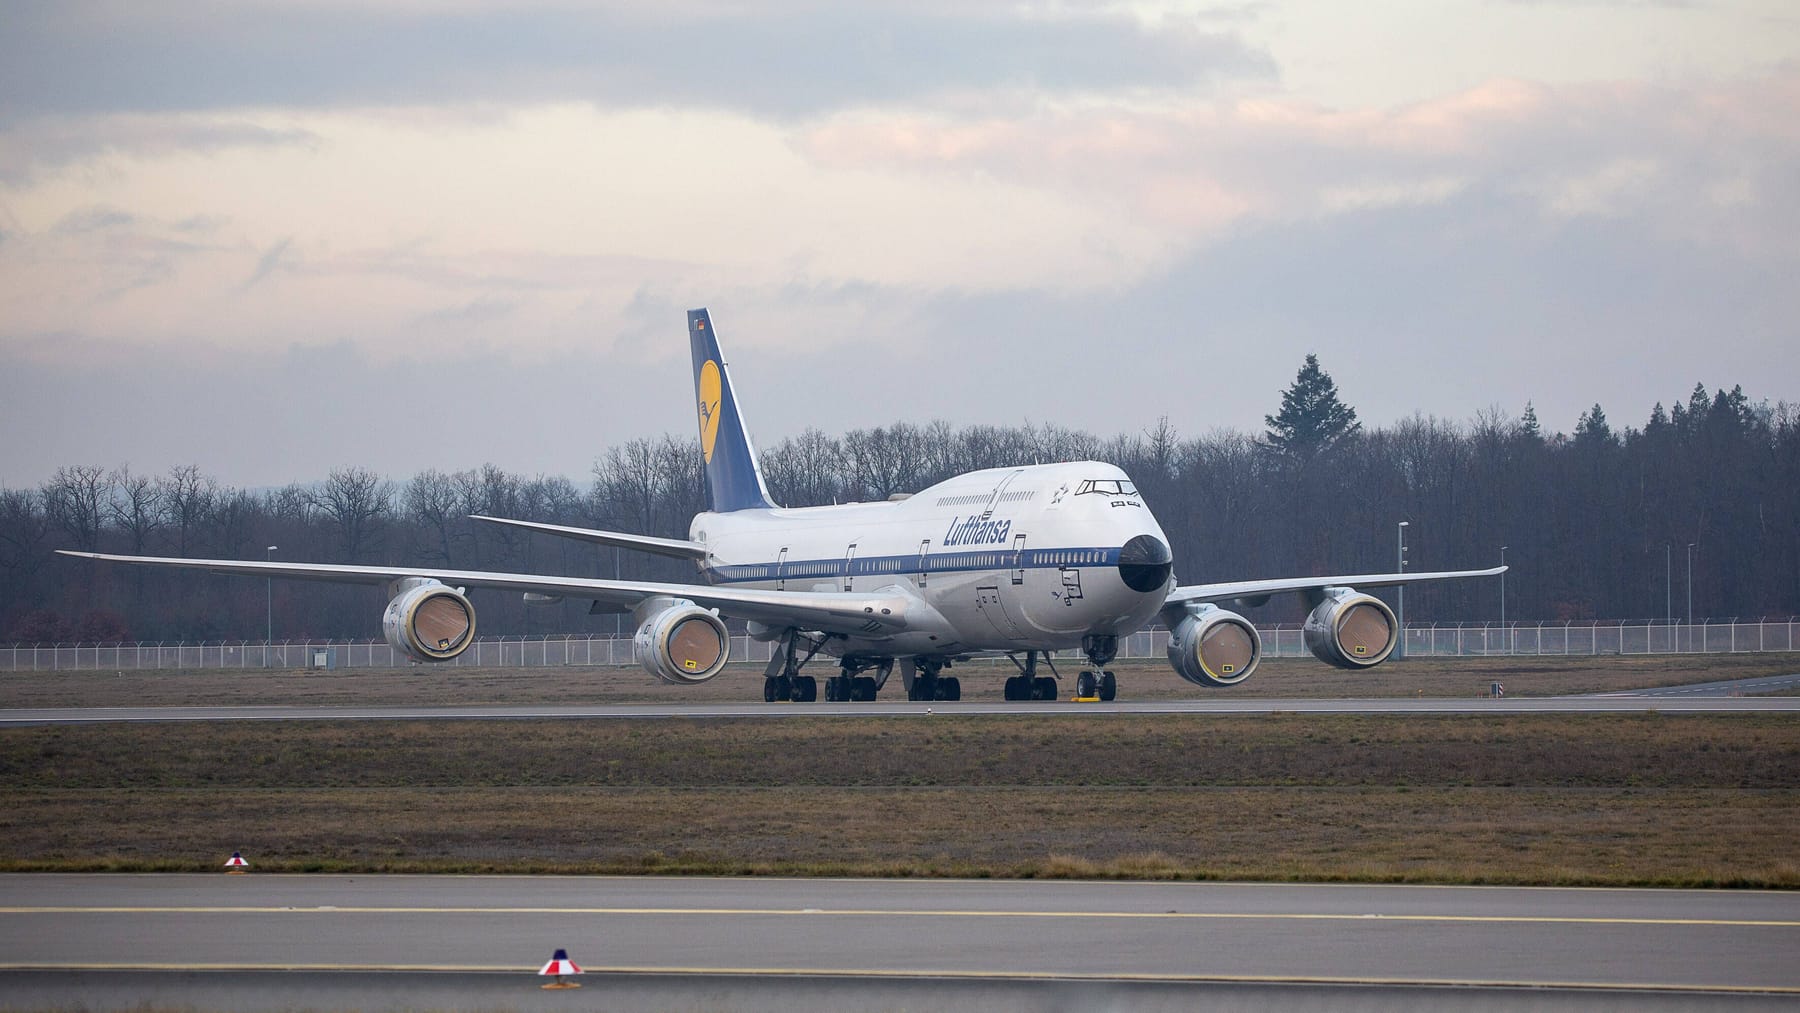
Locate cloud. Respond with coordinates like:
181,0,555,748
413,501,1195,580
241,237,295,291
0,3,1273,121
799,70,1800,254
0,113,316,185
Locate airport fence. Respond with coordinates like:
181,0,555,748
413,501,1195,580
2,617,1796,672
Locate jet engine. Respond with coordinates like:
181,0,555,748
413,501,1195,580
1303,587,1398,668
633,598,731,684
383,578,475,662
1166,604,1262,687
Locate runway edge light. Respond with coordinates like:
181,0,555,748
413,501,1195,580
223,851,249,874
539,947,583,990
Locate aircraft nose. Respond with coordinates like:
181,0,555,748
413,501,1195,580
1118,534,1173,592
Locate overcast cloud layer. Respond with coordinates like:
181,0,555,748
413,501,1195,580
2,1,1796,488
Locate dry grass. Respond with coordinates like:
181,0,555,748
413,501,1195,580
2,713,1796,887
2,651,1795,708
2,786,1793,888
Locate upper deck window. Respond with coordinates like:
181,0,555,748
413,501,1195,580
1075,478,1138,496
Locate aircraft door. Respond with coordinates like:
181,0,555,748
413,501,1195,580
917,539,931,588
1010,533,1027,585
776,547,788,590
843,543,857,592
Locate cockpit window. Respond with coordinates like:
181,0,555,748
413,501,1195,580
1076,478,1138,496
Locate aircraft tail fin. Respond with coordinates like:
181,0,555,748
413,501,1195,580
688,308,776,512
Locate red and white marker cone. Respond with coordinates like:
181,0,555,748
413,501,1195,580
538,948,582,990
223,851,250,874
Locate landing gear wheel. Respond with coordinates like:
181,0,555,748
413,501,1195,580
1033,676,1057,701
1075,671,1097,698
942,677,961,701
795,676,817,702
1003,675,1022,701
1099,670,1117,701
852,676,878,702
763,678,779,703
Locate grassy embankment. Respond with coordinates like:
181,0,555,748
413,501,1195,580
3,709,1796,887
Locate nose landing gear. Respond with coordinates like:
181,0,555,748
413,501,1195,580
1076,634,1120,702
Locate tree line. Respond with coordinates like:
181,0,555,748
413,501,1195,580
4,376,1796,644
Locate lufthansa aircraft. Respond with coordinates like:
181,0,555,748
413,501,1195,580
62,309,1502,703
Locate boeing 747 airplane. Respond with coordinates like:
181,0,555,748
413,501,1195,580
62,309,1502,702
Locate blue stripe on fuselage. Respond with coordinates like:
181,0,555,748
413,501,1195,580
703,546,1122,585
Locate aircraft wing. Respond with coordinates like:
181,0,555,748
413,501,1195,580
468,515,708,560
1167,566,1506,608
55,551,916,636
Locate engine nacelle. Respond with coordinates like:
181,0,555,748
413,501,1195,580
383,578,476,662
1167,605,1262,687
1303,588,1398,668
633,598,731,684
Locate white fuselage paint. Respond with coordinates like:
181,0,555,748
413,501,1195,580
689,461,1173,658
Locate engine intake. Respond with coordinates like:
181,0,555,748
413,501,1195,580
634,598,730,684
383,578,475,662
1303,588,1398,668
1167,605,1262,687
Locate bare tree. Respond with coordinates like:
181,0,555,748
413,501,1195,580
108,466,163,554
158,465,217,557
0,487,51,588
405,469,461,564
762,428,840,507
312,467,392,561
43,465,109,552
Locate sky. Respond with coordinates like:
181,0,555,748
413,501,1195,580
2,0,1796,489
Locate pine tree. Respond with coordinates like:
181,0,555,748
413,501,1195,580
1574,403,1614,445
1520,401,1543,442
1264,354,1361,457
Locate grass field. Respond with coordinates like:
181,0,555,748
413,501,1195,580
3,697,1796,887
3,651,1796,708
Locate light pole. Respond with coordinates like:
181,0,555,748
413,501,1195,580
1499,545,1508,651
266,545,278,667
1665,544,1672,628
1397,521,1409,659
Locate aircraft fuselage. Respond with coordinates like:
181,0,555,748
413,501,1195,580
691,460,1173,658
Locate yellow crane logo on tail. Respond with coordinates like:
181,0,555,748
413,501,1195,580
698,360,723,463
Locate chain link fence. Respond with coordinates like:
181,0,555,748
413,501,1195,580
3,618,1795,672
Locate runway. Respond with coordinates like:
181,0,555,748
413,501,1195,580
2,874,1796,1010
1592,672,1800,697
4,693,1799,725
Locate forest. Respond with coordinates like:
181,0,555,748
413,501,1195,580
4,373,1796,645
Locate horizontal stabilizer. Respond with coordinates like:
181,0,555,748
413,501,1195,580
469,515,708,561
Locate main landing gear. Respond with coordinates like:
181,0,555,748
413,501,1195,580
763,629,823,702
1075,634,1119,702
905,658,962,702
759,633,957,705
824,657,891,702
1002,650,1060,701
